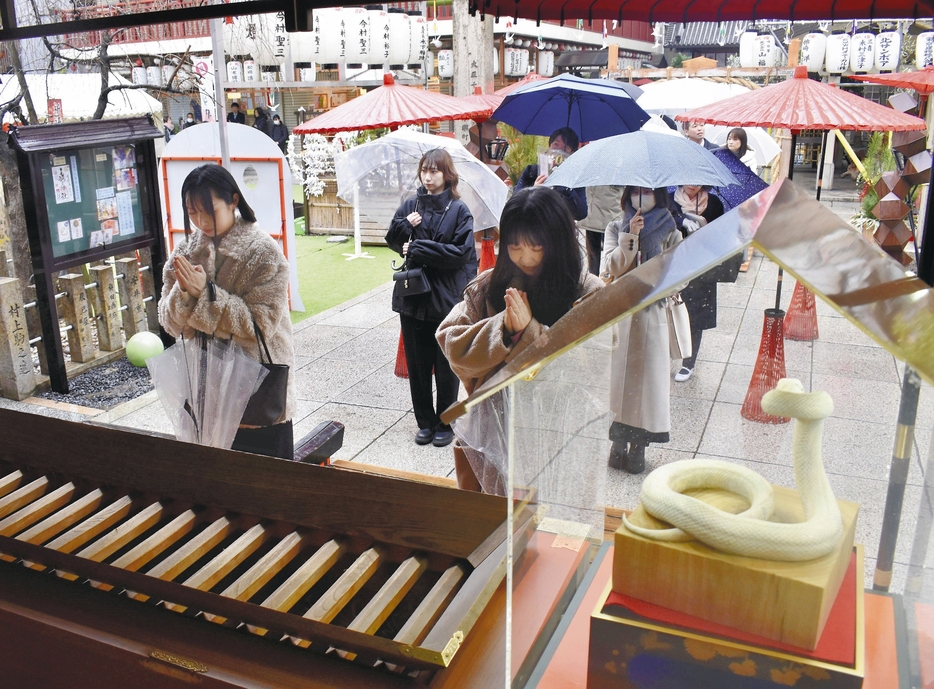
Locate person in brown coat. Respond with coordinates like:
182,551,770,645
159,164,295,459
437,186,603,492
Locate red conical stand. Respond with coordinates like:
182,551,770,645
479,235,496,273
741,309,790,424
783,281,819,341
394,331,408,379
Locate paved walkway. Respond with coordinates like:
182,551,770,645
5,172,930,593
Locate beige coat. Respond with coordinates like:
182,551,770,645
602,218,679,442
159,218,296,423
437,271,604,394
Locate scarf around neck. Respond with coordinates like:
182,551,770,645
622,205,676,263
674,186,709,217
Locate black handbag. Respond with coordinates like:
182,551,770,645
391,197,454,297
240,321,289,428
392,262,432,296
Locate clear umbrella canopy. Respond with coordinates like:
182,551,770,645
543,130,737,190
334,129,509,231
636,78,752,120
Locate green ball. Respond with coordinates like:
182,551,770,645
126,331,165,367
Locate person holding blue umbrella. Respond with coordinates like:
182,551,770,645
514,127,588,221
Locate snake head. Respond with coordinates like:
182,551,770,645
761,378,834,420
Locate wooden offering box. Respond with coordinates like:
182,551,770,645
0,408,520,681
614,485,859,650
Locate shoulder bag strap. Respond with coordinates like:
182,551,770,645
252,320,274,364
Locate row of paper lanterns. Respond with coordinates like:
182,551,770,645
738,30,923,73
132,64,191,87
437,49,555,78
224,9,427,66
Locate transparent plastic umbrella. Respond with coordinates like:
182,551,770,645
334,129,509,231
146,334,268,449
543,130,738,190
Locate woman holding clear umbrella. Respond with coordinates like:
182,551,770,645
602,186,680,474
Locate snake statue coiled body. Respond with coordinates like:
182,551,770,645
623,378,844,562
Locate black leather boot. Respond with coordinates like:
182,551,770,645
608,440,628,470
625,443,646,474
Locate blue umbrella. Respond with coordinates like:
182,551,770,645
711,147,770,210
492,73,650,142
542,130,738,190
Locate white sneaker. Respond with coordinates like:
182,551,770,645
674,367,693,382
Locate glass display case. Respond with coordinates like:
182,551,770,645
445,177,934,687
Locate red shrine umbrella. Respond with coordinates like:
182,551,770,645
294,74,492,135
851,66,934,95
677,66,927,133
471,0,934,22
677,66,925,424
493,73,547,97
463,85,505,115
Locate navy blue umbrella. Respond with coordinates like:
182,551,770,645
711,147,770,210
492,73,650,142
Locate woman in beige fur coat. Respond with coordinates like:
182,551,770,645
159,164,295,459
437,187,603,492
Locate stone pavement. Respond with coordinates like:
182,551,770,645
5,172,932,593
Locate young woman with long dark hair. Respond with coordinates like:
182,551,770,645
437,186,603,491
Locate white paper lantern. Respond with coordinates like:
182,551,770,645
537,50,554,76
437,50,454,78
408,15,428,64
739,31,758,68
223,17,251,58
314,7,346,64
424,51,435,78
753,35,777,67
875,31,901,71
369,10,391,64
132,66,147,85
493,48,500,76
799,33,826,72
226,60,243,83
344,7,370,64
162,65,176,87
825,34,850,73
916,31,934,68
300,66,316,82
387,11,410,65
146,66,162,87
849,33,875,73
243,60,258,82
517,49,529,75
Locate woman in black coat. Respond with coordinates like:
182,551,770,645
668,185,725,382
386,149,477,448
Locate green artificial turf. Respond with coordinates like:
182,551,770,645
290,228,397,324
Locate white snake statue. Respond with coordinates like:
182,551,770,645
623,378,843,562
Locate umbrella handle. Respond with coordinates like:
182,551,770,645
391,258,406,271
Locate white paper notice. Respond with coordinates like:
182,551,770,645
56,220,71,243
115,190,135,235
70,218,84,240
52,165,74,204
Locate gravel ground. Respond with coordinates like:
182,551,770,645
38,357,153,410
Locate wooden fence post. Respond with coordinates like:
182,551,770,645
58,274,95,363
90,265,122,351
137,247,160,331
0,277,37,400
116,257,146,338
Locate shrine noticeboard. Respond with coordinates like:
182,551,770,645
39,144,148,263
9,116,168,393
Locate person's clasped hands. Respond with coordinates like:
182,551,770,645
173,255,207,298
503,287,531,337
